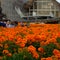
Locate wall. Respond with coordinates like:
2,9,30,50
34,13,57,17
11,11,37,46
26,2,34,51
1,0,21,21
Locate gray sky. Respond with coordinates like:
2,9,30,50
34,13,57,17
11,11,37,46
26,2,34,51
56,0,60,3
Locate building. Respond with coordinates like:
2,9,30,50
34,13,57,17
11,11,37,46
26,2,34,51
0,0,60,22
25,0,60,18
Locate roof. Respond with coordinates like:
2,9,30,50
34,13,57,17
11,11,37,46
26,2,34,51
55,0,60,6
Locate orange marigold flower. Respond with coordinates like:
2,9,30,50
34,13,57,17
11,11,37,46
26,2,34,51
53,49,60,58
55,54,60,58
40,41,45,46
18,48,23,53
27,45,36,53
46,57,52,60
33,52,39,59
7,53,12,57
20,43,25,48
3,50,9,54
53,49,60,55
0,44,3,47
4,44,9,49
38,47,44,53
0,56,2,60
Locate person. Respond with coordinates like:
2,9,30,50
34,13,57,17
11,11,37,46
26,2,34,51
0,20,6,27
6,20,17,28
6,20,12,28
20,22,24,27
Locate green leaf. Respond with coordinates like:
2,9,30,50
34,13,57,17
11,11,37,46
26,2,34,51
42,43,58,58
32,42,40,49
56,37,60,43
2,56,7,60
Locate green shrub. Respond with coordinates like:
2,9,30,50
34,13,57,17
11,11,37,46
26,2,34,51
42,43,58,58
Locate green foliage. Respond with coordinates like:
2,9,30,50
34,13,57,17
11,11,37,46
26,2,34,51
0,46,3,56
2,49,36,60
3,56,7,60
56,37,60,43
42,43,58,58
32,42,40,49
26,42,40,50
47,29,51,32
3,40,19,54
29,31,34,34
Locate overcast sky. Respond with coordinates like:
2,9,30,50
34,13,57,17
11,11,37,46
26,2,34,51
56,0,60,3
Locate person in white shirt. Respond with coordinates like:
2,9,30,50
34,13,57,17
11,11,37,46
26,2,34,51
6,20,15,28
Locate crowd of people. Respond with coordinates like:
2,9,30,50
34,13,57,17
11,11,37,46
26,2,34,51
0,19,18,27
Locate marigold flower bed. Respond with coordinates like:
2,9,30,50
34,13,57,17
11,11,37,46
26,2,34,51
0,24,60,60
